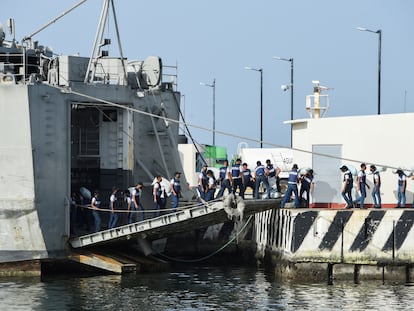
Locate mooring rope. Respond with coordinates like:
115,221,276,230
156,215,253,263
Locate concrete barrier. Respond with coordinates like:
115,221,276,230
254,208,414,281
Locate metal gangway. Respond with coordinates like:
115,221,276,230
69,197,281,249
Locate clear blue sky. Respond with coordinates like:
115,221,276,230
2,0,413,158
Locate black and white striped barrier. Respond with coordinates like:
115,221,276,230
254,208,414,264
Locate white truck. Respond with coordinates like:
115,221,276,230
237,145,294,192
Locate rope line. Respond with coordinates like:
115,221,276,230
50,84,402,170
73,197,223,213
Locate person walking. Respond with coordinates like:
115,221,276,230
170,172,182,211
354,163,369,209
231,158,243,196
254,161,270,199
370,165,381,208
299,169,314,208
206,170,217,201
340,165,354,209
108,186,119,229
266,159,281,192
281,164,300,208
198,164,208,201
132,182,144,222
153,175,166,217
396,169,407,208
241,162,255,199
124,189,132,224
91,190,102,232
217,160,231,198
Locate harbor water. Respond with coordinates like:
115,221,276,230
0,264,413,310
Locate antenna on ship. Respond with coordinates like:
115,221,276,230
7,19,15,43
305,80,333,118
22,0,88,46
84,0,128,84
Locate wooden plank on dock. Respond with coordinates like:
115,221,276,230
68,251,137,274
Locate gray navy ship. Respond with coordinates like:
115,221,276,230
0,1,191,270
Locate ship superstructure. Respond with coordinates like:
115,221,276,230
0,1,189,265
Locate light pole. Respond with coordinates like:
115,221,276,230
273,56,294,146
245,67,263,148
200,79,216,145
357,27,382,115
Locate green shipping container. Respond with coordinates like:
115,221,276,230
204,145,227,168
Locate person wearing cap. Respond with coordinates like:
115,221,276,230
170,172,182,210
217,160,231,198
198,164,208,201
281,164,300,208
91,190,102,232
396,169,407,208
132,182,144,222
340,165,354,208
353,163,369,209
370,165,381,208
108,186,119,229
254,160,270,199
231,158,243,196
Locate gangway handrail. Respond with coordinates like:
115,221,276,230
69,197,281,249
69,201,223,249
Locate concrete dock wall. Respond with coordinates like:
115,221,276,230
254,208,414,281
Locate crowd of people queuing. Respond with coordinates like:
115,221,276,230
340,163,413,209
198,158,314,210
69,158,414,236
70,171,183,234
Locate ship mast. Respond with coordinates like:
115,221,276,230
84,0,128,84
305,80,332,118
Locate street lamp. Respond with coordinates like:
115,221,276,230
357,27,382,115
273,56,294,146
245,67,263,148
200,79,216,145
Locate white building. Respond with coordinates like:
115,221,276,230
289,112,414,208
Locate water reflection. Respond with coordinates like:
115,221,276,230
0,265,412,310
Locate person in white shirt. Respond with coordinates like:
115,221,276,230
91,190,102,232
340,165,354,209
132,182,144,222
108,186,119,229
206,170,217,201
170,172,182,211
217,160,231,198
198,164,208,201
396,169,407,208
353,163,369,209
370,165,381,208
153,175,166,217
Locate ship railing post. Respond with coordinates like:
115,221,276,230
340,217,344,263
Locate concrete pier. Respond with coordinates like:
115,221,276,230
254,208,414,282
